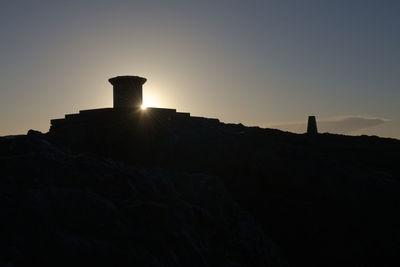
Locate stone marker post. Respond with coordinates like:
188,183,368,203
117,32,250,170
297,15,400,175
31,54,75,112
307,116,318,135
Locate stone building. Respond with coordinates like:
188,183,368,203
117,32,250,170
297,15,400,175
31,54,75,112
49,76,219,157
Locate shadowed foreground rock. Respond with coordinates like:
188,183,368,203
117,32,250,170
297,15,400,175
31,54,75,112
0,134,286,267
2,123,400,266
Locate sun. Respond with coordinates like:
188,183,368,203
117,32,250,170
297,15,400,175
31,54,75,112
141,94,159,110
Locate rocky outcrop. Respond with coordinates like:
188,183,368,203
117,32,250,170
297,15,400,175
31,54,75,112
0,134,286,267
2,123,400,266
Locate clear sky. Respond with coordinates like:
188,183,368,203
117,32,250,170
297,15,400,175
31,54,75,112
1,0,399,138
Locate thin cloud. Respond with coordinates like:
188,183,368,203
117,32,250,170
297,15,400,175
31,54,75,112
268,116,390,134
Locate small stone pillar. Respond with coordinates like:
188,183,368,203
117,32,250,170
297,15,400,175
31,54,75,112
307,116,318,135
108,76,147,109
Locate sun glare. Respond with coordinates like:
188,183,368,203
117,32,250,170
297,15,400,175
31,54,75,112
141,94,158,110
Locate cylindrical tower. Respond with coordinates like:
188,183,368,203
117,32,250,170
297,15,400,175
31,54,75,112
108,76,147,109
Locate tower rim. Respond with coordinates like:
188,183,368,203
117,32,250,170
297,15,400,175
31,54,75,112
108,76,147,86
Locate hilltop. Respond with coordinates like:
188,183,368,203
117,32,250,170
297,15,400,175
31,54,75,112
1,75,400,266
1,123,400,266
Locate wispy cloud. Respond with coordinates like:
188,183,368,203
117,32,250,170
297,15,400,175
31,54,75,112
267,116,390,134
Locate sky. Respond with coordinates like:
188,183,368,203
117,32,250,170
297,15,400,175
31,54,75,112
1,0,399,138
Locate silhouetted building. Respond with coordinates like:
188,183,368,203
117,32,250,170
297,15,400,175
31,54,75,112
109,76,147,109
49,76,220,150
307,116,318,135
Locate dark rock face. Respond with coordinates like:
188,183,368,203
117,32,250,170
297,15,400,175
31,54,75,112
2,122,400,266
0,134,286,267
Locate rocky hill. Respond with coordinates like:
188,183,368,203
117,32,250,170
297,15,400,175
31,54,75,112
1,125,400,266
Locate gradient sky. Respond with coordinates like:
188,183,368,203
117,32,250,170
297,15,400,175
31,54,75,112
1,0,399,138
